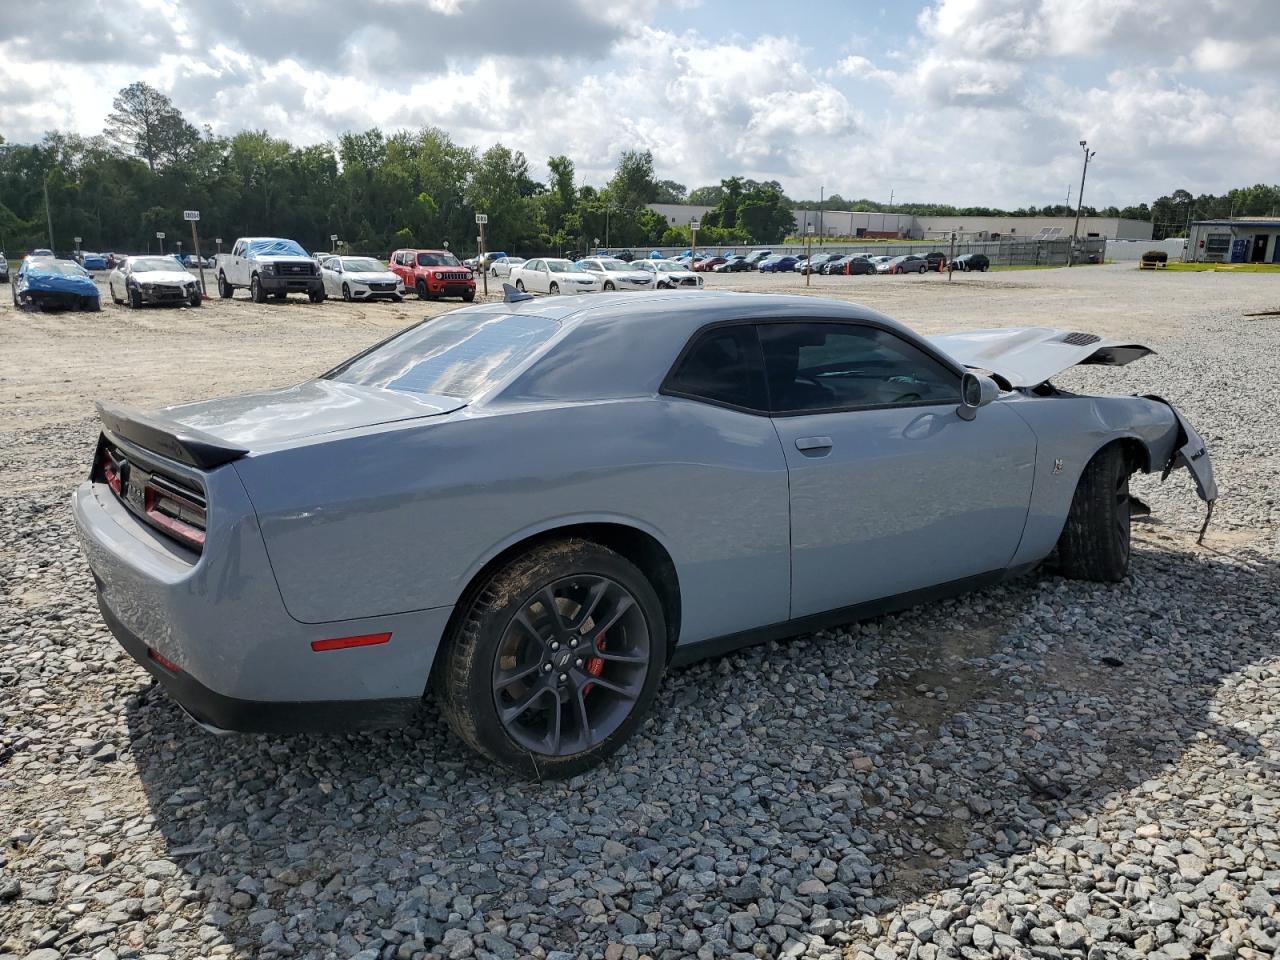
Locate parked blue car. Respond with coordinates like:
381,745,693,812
80,252,109,271
758,255,799,273
13,257,101,311
73,290,1216,777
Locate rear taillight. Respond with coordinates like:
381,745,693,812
143,476,207,549
99,444,122,495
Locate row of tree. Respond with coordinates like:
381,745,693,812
0,83,798,257
2,82,1277,255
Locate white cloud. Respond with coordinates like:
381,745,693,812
0,0,1277,209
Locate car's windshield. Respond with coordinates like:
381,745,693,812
33,260,88,276
600,260,632,272
324,313,560,399
246,238,308,257
131,257,182,272
417,252,462,266
655,262,684,272
341,257,385,272
547,261,581,273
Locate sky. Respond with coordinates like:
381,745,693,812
1,0,1278,209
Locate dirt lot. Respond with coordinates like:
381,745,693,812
2,264,1279,960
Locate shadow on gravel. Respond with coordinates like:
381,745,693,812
123,537,1278,958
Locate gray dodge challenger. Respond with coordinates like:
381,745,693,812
73,289,1216,776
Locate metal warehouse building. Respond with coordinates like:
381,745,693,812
1186,217,1280,263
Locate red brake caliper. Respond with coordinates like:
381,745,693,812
581,633,606,696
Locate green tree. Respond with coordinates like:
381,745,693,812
104,82,199,172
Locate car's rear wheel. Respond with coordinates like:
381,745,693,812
218,272,233,298
1056,446,1133,582
435,539,666,777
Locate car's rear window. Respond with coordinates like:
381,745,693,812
323,313,559,399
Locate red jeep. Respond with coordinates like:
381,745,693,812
389,249,476,301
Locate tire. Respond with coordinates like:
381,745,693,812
434,538,667,778
309,288,326,303
110,283,122,305
462,291,475,302
515,280,525,292
218,272,233,298
250,275,267,303
1056,446,1133,582
129,287,143,309
86,297,101,312
549,282,559,295
342,283,351,301
273,292,287,301
392,294,403,303
416,279,430,300
490,268,498,278
603,281,615,291
188,290,202,307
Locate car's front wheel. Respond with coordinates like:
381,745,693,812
549,282,559,295
515,280,526,292
1056,446,1133,582
435,539,667,777
250,275,267,303
342,283,351,301
603,281,615,291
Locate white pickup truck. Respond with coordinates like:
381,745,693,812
214,237,325,303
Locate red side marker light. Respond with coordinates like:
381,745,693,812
148,648,182,674
310,632,392,653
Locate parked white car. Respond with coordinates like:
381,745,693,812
508,258,601,295
577,257,653,291
107,255,202,308
629,258,704,289
320,256,405,302
488,256,526,279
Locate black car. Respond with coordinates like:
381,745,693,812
823,255,877,276
952,253,990,272
924,251,946,271
613,249,636,262
714,256,752,273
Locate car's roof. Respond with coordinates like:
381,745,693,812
461,291,934,406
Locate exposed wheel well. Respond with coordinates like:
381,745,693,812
440,523,683,670
1095,436,1151,475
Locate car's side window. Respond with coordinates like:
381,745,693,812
758,322,961,415
663,324,768,413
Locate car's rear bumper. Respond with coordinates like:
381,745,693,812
98,597,419,733
72,467,452,734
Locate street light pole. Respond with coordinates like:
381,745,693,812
43,174,55,251
1068,140,1095,266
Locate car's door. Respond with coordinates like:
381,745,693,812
760,320,1036,620
527,260,548,292
322,258,340,295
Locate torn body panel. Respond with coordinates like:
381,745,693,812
930,327,1154,388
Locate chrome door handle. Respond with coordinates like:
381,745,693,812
795,436,833,452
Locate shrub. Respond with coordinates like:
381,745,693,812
1141,249,1169,263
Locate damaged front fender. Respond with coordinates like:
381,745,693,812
1144,395,1218,504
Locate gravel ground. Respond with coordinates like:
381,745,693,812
1,265,1278,960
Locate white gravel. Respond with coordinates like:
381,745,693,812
1,264,1277,960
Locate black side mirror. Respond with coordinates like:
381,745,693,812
958,372,999,421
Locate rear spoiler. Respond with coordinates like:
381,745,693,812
96,402,249,469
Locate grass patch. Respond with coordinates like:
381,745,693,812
1158,262,1280,273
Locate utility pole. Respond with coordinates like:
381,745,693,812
819,185,824,240
43,175,55,251
1068,140,1095,267
475,213,489,298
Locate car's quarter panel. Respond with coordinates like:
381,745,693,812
1002,393,1182,567
71,441,446,710
774,402,1037,619
235,397,793,643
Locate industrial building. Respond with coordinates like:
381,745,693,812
652,204,1152,242
1186,217,1280,263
